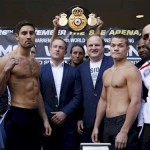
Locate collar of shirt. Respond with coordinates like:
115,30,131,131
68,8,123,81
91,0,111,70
50,60,64,68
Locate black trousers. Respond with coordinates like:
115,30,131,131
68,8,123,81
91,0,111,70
139,123,150,150
42,119,77,150
103,115,138,150
4,106,42,150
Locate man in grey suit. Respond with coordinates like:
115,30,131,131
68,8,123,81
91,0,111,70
77,35,113,143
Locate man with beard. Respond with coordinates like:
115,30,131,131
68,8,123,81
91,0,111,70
0,20,51,150
138,24,150,150
142,24,150,50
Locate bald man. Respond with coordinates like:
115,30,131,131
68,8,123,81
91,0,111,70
138,24,150,150
142,24,150,50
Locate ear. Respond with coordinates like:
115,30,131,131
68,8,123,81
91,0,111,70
15,33,19,41
64,49,67,55
127,45,130,52
49,46,51,51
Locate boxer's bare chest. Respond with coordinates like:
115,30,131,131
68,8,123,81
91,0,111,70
11,57,39,78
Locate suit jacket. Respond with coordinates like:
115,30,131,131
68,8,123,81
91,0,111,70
78,55,113,128
40,62,82,120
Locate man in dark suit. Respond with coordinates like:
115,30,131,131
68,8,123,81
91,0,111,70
40,37,82,150
77,35,113,143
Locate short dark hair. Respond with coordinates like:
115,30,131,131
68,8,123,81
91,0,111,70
70,44,85,55
15,20,35,34
111,34,129,46
86,34,105,47
51,37,67,50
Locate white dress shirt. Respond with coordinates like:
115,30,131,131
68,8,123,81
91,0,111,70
50,60,64,104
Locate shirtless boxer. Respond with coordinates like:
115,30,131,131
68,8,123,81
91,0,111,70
92,34,142,149
0,20,51,150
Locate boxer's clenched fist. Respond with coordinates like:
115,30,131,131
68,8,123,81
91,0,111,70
4,56,19,72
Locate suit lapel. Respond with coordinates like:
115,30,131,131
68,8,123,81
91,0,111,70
45,63,56,91
60,63,68,91
85,60,95,90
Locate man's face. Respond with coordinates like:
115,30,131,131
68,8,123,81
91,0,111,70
15,25,35,49
137,38,150,59
71,46,84,65
50,39,66,61
86,36,104,61
110,38,129,60
142,24,150,50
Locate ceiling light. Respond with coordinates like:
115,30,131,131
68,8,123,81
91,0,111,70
136,15,144,18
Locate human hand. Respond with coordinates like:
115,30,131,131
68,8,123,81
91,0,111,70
4,56,19,72
115,131,128,149
43,120,52,136
77,120,84,134
51,111,66,125
96,17,103,28
53,16,59,28
91,127,100,143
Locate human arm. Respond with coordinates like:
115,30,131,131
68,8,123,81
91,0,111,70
77,120,84,134
115,67,142,149
51,68,82,125
95,17,103,35
91,84,107,143
38,63,52,136
138,99,145,127
37,91,52,136
137,99,145,138
49,15,59,48
51,111,66,125
60,68,82,116
0,56,19,95
37,66,52,136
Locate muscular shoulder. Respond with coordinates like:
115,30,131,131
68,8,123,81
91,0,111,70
103,68,111,79
126,62,140,73
0,53,12,69
124,62,141,80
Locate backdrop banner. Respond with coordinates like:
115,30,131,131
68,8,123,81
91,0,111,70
0,27,142,65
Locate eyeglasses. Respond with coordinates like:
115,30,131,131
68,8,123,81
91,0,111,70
143,33,150,40
137,45,146,50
